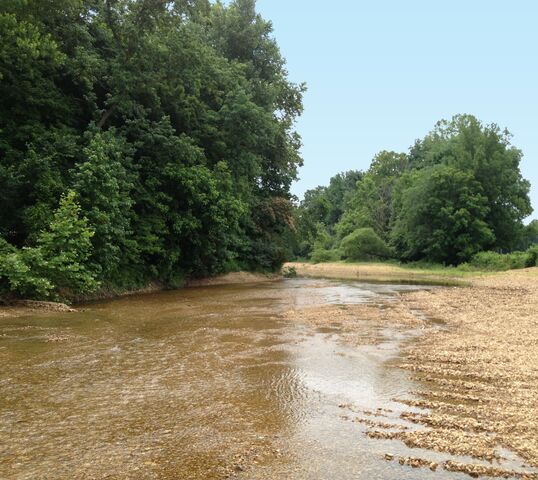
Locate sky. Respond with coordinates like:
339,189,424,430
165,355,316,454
256,0,538,219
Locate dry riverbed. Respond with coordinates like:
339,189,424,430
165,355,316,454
287,262,538,478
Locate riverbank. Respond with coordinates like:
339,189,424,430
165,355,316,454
287,261,538,476
284,261,476,285
394,267,538,474
0,272,278,318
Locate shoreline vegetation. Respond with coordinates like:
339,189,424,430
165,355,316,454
0,1,304,303
0,257,490,318
290,115,537,283
285,261,538,476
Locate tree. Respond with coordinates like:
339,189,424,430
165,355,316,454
391,165,494,264
518,220,538,250
409,115,532,250
0,192,98,299
32,191,98,295
324,170,363,226
335,151,408,240
0,0,305,300
294,116,532,266
294,170,362,258
72,131,136,284
0,13,72,244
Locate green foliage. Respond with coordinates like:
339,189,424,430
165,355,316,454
409,115,532,250
341,228,392,261
0,192,98,299
294,170,362,257
391,165,494,264
0,249,54,300
525,245,538,268
306,223,341,264
518,220,538,250
310,247,341,264
295,115,533,267
73,131,136,283
459,245,538,271
468,251,528,271
0,1,304,299
337,151,408,240
33,191,98,295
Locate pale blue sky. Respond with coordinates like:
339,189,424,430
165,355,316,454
256,0,537,219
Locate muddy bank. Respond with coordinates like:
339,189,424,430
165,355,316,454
0,272,276,318
290,262,538,476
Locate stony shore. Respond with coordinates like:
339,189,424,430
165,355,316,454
286,262,538,477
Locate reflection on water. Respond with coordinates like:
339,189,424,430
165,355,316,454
0,279,529,479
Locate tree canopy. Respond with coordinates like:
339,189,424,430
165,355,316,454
294,115,534,266
0,0,304,299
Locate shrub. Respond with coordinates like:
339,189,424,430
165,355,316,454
33,192,98,294
469,251,527,271
525,245,538,267
309,247,341,264
0,192,99,300
341,228,392,261
0,250,54,299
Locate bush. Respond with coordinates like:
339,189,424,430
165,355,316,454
469,251,527,271
341,228,392,261
309,247,341,264
525,245,538,267
0,250,54,299
0,192,99,300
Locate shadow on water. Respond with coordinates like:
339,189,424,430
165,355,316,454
0,278,533,479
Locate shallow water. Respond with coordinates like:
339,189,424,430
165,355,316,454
0,279,531,479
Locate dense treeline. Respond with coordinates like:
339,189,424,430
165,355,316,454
294,115,537,267
0,0,305,300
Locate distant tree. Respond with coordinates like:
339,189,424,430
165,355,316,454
293,116,532,266
526,220,538,245
293,170,362,258
324,170,363,226
409,115,532,250
336,151,408,240
517,220,538,250
391,165,494,264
